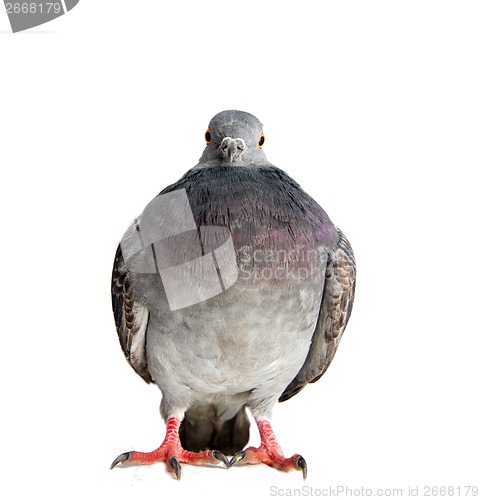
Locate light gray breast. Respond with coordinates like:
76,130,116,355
120,163,340,397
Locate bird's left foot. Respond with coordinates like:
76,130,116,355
229,418,307,479
231,446,307,479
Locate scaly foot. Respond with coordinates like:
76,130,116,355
110,417,229,479
230,418,307,479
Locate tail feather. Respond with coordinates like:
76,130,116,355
179,404,250,455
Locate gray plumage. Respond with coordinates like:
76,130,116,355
112,110,356,455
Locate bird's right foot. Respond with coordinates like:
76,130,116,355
110,417,229,479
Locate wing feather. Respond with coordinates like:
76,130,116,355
111,244,153,383
279,229,356,402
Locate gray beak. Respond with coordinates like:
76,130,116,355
220,137,246,162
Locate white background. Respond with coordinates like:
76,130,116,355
1,1,479,498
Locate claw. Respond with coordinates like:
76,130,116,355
212,450,230,468
229,450,246,467
296,455,308,480
110,452,131,469
169,456,182,480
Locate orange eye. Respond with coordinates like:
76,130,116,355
205,129,212,144
258,133,265,148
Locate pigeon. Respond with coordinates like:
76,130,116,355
110,110,356,479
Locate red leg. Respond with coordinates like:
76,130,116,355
110,417,229,479
230,418,307,479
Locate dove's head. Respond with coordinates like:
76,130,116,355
198,110,269,166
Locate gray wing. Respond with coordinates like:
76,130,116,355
279,229,356,402
111,244,153,383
